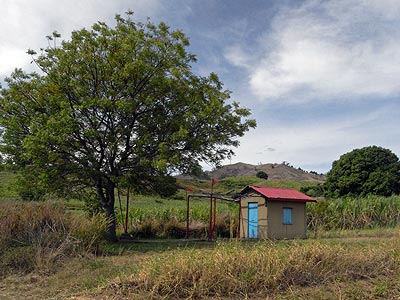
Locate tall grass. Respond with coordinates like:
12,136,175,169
308,195,400,231
110,237,400,299
121,205,237,239
0,202,106,276
114,195,238,238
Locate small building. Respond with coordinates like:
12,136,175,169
239,186,316,239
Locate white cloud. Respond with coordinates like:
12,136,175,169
0,0,162,78
225,0,400,103
224,105,400,173
224,45,252,69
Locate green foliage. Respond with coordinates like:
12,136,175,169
0,13,255,240
325,146,400,197
83,190,105,217
256,170,268,180
151,175,178,197
219,176,261,191
300,183,324,197
216,176,316,194
0,171,19,199
307,195,400,230
14,167,46,201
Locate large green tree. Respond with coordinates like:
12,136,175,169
0,13,256,241
325,146,400,197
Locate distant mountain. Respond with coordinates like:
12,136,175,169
205,162,325,182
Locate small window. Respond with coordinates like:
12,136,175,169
283,207,292,225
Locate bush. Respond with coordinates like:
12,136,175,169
300,184,324,197
14,170,46,201
256,171,268,180
153,175,178,197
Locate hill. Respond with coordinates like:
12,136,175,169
205,162,325,183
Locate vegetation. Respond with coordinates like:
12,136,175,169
0,13,255,241
118,194,400,238
1,199,400,300
308,195,400,231
300,183,325,197
2,176,400,298
114,195,237,239
0,202,105,278
83,237,400,299
256,170,268,180
325,146,400,197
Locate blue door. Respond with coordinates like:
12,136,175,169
248,202,258,238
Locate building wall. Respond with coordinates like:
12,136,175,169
239,192,308,239
267,201,306,239
239,193,268,239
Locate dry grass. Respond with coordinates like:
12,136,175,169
0,202,106,277
102,236,400,299
2,200,400,299
1,233,400,300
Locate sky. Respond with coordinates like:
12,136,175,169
1,0,400,174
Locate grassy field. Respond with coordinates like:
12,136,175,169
0,229,399,299
2,173,400,299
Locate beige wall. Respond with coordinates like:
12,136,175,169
240,192,307,239
239,194,267,239
267,201,306,239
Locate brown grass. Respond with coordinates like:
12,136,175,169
0,202,106,277
104,237,400,299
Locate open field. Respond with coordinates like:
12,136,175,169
0,229,400,299
2,173,400,299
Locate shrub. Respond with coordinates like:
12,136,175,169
300,183,324,197
14,170,46,201
256,170,268,180
0,202,106,276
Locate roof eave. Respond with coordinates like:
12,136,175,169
267,197,317,203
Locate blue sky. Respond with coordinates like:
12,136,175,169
1,0,400,173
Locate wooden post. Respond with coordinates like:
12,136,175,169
238,196,241,239
185,190,189,239
208,179,214,242
213,196,217,237
125,187,130,235
117,188,126,234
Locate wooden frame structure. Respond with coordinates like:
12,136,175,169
185,192,238,241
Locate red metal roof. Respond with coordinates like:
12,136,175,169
242,186,316,203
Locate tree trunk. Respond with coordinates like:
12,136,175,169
104,202,118,242
98,179,118,242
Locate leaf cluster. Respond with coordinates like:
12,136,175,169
324,146,400,197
